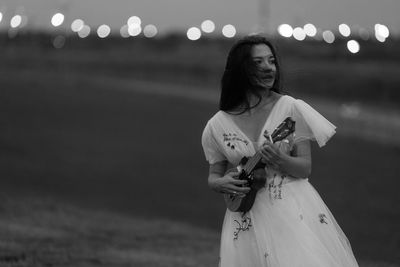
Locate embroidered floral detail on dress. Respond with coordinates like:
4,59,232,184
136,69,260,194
223,133,249,150
233,213,252,241
268,173,285,200
319,213,328,224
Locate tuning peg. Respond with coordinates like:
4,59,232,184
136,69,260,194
263,130,269,138
263,130,273,143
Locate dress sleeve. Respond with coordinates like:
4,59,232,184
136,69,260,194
291,99,336,147
201,121,226,164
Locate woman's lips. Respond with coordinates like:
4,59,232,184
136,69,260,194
257,70,275,80
261,74,275,81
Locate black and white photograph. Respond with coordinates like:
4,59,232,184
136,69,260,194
0,0,399,266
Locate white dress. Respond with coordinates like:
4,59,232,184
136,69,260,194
201,95,359,267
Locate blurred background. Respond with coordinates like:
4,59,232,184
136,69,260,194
0,0,399,266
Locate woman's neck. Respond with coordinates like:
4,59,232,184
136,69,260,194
246,89,276,115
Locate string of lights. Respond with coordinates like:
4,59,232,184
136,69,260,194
0,9,393,54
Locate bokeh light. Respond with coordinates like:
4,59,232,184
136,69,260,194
303,23,317,37
222,24,236,38
201,20,215,33
338,23,351,37
51,13,64,27
374,24,386,42
0,12,3,23
71,19,84,32
127,16,141,26
322,30,335,43
10,15,22,28
97,24,111,38
53,35,66,49
120,25,130,38
143,24,158,38
277,24,293,38
375,32,386,42
128,24,142,36
347,40,360,53
187,27,201,40
375,24,389,38
78,25,91,38
293,27,306,41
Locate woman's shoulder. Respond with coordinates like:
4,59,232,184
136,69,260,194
203,111,226,132
272,93,298,111
277,93,296,103
206,110,224,124
278,93,313,109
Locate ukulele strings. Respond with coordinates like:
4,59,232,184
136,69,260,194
244,137,277,173
243,118,293,174
244,152,263,173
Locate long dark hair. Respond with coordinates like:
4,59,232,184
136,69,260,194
219,35,283,113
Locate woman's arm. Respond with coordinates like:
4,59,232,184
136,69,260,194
261,140,312,178
208,160,250,197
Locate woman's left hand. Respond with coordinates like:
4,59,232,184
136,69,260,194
260,140,285,170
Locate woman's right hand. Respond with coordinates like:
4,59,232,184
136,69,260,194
210,170,251,197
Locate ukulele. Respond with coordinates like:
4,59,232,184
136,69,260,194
224,117,296,212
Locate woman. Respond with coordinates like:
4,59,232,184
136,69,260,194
201,35,359,266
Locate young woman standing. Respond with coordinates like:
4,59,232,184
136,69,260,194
201,35,359,267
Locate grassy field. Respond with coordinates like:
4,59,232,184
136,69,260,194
1,69,399,265
0,195,399,267
0,195,220,267
0,37,399,265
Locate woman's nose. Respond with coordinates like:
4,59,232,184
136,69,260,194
261,60,273,70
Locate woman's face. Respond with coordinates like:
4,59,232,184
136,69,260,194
250,44,277,89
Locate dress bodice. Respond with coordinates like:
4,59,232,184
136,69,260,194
201,94,336,166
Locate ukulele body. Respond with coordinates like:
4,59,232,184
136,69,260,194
222,117,295,213
223,157,267,212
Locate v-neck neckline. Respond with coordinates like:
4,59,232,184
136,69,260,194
222,95,285,145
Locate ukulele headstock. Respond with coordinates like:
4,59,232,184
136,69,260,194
264,117,296,143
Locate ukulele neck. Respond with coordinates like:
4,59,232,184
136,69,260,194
243,150,265,174
241,117,296,175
